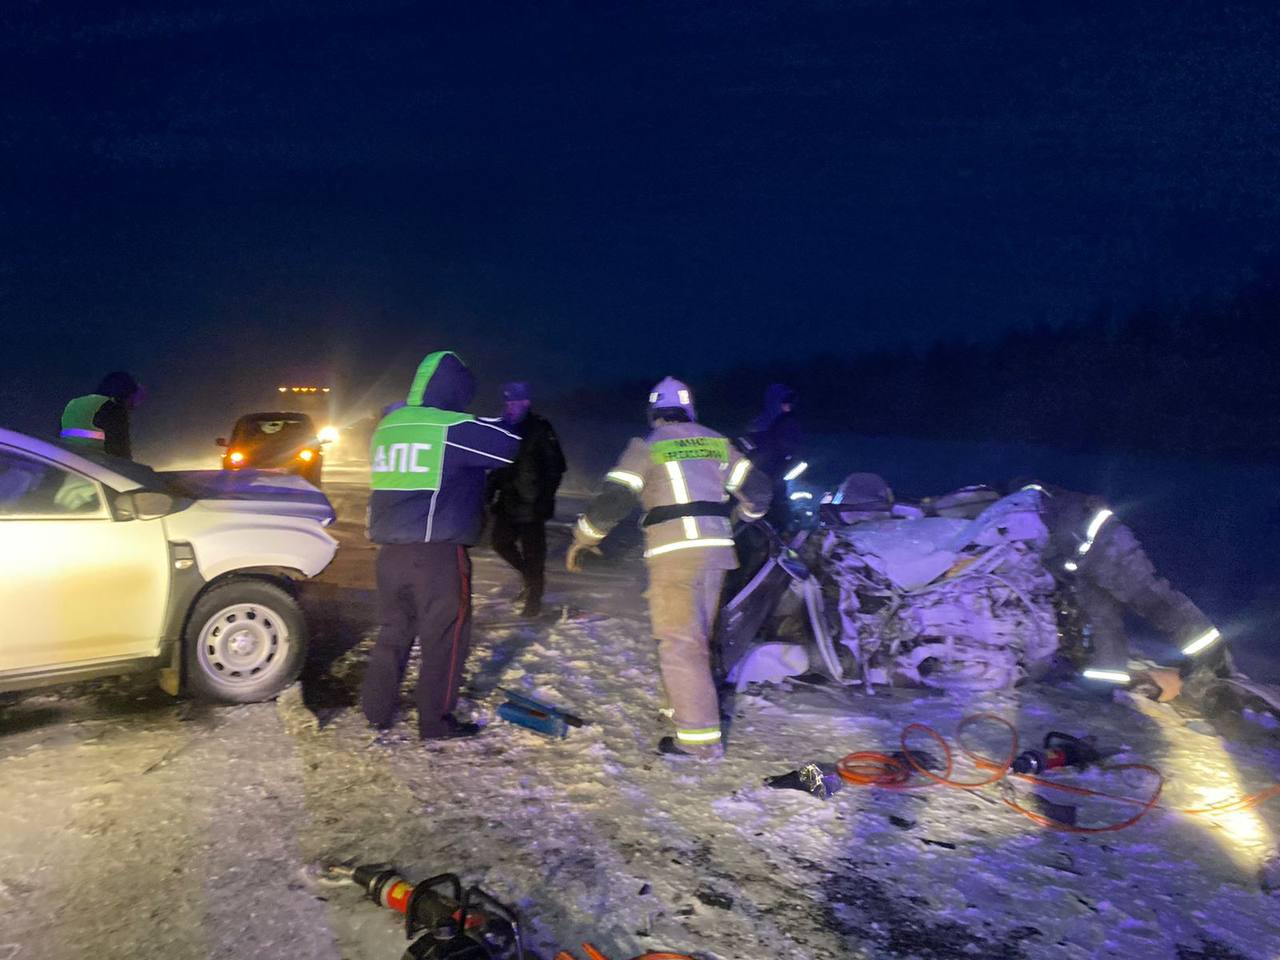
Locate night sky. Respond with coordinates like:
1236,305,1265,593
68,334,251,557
4,0,1280,442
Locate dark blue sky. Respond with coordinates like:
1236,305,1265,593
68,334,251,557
3,0,1280,436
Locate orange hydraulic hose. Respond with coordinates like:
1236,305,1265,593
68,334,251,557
838,713,1277,833
556,946,695,960
835,751,914,788
1180,784,1280,816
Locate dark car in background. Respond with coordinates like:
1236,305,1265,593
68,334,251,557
218,412,325,486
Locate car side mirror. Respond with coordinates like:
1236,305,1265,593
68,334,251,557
216,437,228,447
135,492,177,519
115,491,178,521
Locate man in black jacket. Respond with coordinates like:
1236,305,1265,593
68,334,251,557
740,383,803,531
488,382,567,618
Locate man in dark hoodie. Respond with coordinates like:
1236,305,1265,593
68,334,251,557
740,383,802,530
487,381,567,618
362,351,520,740
59,371,146,460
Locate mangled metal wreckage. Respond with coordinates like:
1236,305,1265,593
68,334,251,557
719,478,1071,693
718,474,1280,725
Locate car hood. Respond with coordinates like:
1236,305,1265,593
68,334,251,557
160,469,336,525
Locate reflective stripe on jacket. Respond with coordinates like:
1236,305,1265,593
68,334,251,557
59,394,110,446
367,351,521,545
578,421,772,565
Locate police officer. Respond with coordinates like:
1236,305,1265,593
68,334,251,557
60,371,146,459
1016,481,1227,689
566,377,772,760
362,351,520,740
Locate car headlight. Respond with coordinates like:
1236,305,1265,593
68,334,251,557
298,449,315,462
318,425,340,444
228,451,245,466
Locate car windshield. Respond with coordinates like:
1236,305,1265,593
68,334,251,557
232,414,315,445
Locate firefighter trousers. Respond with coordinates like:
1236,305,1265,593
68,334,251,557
1078,521,1214,669
646,551,732,745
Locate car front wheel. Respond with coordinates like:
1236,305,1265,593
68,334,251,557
184,579,307,703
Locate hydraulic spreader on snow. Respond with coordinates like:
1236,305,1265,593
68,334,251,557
316,862,695,960
320,862,526,959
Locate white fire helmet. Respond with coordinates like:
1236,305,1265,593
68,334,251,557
648,376,696,422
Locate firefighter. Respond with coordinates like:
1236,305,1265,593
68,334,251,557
1015,481,1228,691
565,377,772,760
59,371,146,459
362,351,520,740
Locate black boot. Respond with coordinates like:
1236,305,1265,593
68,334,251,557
658,735,723,761
421,715,481,741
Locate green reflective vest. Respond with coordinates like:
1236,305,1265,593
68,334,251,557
369,406,474,491
60,394,110,447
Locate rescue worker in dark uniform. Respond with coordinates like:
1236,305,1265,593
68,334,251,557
1016,481,1227,688
566,377,772,760
362,351,519,740
60,371,146,459
487,382,567,618
739,384,803,531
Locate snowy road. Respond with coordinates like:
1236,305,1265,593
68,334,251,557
2,483,1279,960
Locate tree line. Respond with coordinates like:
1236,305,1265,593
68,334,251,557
562,260,1280,465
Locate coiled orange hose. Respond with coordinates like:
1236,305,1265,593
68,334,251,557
838,713,1279,832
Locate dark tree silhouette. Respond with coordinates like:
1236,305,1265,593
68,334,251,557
559,261,1280,465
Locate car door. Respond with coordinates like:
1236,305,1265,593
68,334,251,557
0,445,170,673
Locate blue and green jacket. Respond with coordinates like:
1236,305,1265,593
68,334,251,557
368,352,519,545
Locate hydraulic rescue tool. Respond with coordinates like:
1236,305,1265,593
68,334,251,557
1010,731,1101,775
317,862,525,959
315,862,696,960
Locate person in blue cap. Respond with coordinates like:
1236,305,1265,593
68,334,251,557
486,381,567,618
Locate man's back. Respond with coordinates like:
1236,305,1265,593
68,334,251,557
368,352,518,545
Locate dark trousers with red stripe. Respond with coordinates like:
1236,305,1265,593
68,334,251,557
361,541,473,738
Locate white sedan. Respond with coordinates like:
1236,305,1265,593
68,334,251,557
0,428,338,702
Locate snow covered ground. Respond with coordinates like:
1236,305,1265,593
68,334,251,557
2,484,1279,960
